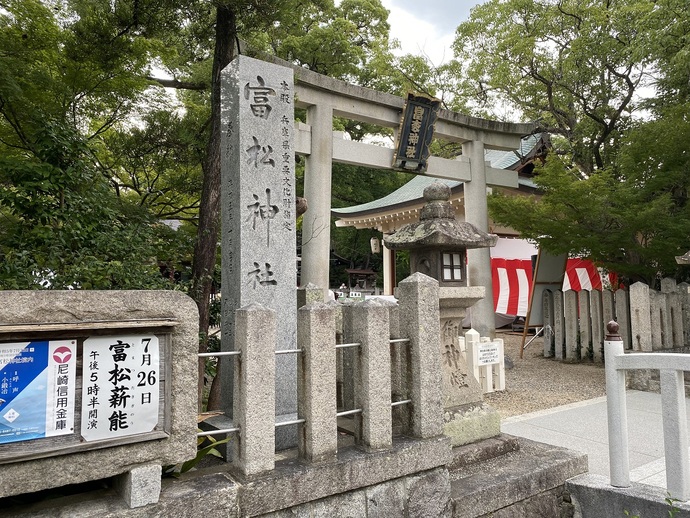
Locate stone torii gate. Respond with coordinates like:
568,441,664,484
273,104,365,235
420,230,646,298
288,61,535,337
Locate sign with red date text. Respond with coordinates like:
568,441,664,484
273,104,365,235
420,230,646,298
81,335,159,441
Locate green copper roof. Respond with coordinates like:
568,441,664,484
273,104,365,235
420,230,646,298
484,133,542,170
333,175,461,216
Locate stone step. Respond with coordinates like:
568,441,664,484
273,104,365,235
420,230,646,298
448,434,520,471
449,436,587,518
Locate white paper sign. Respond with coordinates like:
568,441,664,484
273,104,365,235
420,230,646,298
81,335,159,442
477,342,501,366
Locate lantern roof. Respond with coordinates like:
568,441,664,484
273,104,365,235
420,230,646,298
383,182,497,251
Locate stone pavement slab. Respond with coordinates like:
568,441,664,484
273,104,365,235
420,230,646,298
501,390,690,488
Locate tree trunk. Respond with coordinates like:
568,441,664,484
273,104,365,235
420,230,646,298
191,3,236,412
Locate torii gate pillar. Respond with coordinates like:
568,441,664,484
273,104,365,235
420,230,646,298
462,140,496,339
301,104,333,296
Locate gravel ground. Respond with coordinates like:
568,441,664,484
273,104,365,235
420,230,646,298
484,331,607,419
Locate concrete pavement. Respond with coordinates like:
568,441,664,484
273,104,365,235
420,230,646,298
501,390,690,488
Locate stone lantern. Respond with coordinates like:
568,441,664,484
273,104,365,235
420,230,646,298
384,181,501,446
384,181,497,287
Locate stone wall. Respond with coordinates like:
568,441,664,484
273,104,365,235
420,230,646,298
261,468,451,518
0,435,586,518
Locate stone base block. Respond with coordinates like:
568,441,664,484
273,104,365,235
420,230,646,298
238,435,450,516
448,434,519,471
567,473,690,518
114,464,162,508
443,403,500,447
0,473,239,518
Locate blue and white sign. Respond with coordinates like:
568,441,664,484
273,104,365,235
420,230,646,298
0,340,77,444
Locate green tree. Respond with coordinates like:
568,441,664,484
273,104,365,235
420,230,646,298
328,164,413,287
488,151,690,285
451,0,690,283
641,0,690,107
100,110,204,220
0,0,175,289
0,120,167,289
453,0,653,176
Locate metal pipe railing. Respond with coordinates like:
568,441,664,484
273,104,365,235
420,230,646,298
196,322,419,456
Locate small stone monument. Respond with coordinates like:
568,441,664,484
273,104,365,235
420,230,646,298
384,181,501,445
220,55,298,448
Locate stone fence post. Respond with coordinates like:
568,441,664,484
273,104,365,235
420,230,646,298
578,291,592,359
542,289,554,358
297,302,337,464
615,289,632,349
661,278,684,348
553,290,565,359
650,291,670,350
591,290,604,362
232,303,276,477
679,282,690,346
602,290,616,339
564,290,578,360
345,299,393,452
397,273,443,439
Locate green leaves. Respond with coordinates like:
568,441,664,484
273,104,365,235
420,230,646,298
0,118,167,289
453,0,652,174
163,432,231,477
488,134,690,284
0,0,417,295
450,0,690,283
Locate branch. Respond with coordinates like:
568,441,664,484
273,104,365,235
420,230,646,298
0,102,31,151
393,66,440,106
153,202,201,219
557,2,582,28
301,215,327,248
88,100,127,140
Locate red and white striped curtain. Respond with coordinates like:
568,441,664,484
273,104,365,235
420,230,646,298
491,257,604,317
492,258,532,317
561,258,603,291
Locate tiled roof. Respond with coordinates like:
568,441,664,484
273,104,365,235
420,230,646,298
484,133,542,170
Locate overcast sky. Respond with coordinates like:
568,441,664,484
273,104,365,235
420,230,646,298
382,0,486,64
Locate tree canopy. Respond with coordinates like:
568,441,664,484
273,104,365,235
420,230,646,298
0,0,175,289
449,0,690,284
8,0,690,295
0,0,406,291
